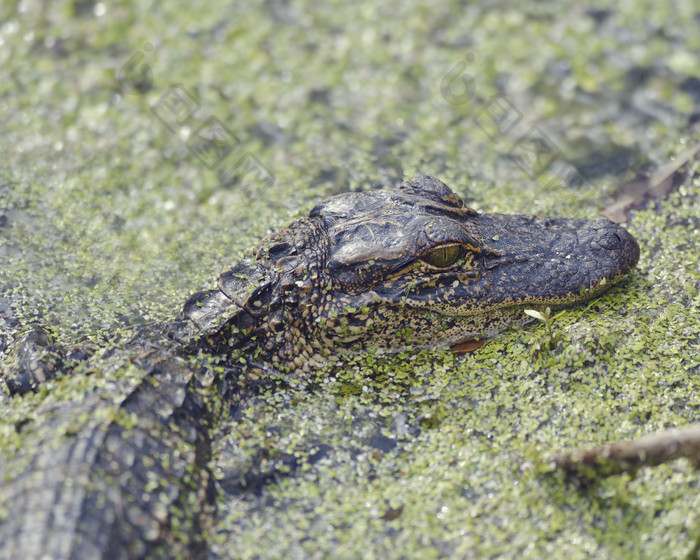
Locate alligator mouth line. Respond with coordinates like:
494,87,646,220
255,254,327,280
1,174,642,559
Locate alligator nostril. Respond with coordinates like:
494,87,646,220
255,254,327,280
595,229,624,250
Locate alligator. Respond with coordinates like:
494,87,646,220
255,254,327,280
0,174,640,559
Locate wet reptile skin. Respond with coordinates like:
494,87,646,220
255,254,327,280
0,175,639,559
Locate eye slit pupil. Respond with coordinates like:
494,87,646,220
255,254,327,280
423,245,463,267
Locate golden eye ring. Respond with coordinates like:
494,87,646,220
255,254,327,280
421,245,465,268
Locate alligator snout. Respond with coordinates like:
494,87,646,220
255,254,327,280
590,220,640,276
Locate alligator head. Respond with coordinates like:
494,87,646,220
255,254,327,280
182,175,639,369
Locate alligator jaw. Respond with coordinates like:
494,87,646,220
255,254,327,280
309,176,640,356
472,212,640,311
447,224,638,353
427,212,640,348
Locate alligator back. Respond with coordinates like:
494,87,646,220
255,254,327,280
0,175,640,557
0,329,219,559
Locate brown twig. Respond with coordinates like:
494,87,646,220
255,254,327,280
554,423,700,480
601,142,700,223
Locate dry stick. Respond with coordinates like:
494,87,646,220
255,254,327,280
601,141,700,223
554,423,700,480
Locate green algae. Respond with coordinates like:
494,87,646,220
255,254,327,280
1,0,700,558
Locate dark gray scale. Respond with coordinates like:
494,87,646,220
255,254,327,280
0,174,641,559
177,258,276,352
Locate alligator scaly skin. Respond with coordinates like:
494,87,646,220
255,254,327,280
0,175,640,558
0,325,226,559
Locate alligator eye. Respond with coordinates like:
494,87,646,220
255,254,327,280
422,245,464,268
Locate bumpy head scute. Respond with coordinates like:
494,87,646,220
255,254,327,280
311,175,484,293
179,174,639,368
